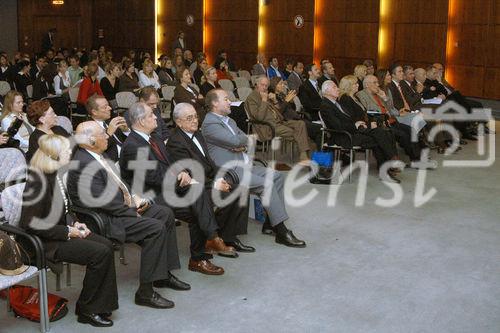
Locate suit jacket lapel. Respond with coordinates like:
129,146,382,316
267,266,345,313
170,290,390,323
132,131,170,166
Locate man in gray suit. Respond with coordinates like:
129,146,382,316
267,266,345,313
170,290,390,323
201,89,306,248
286,61,304,92
251,53,268,76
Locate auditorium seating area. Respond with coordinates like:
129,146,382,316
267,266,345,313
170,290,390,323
0,0,499,332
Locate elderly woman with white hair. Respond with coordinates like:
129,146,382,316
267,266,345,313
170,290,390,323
19,134,118,327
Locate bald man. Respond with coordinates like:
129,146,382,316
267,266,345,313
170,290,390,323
68,121,188,310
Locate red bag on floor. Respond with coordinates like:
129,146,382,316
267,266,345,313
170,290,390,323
8,285,68,322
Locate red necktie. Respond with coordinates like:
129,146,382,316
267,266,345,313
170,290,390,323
149,138,167,162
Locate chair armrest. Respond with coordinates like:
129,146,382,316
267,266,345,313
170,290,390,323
253,158,268,168
321,128,353,146
223,169,240,186
0,222,45,269
70,206,106,235
247,119,276,139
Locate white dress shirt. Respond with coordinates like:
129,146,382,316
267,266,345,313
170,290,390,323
182,130,205,156
138,70,161,89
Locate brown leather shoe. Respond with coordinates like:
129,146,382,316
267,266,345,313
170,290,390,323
205,237,238,258
275,163,292,171
188,259,224,275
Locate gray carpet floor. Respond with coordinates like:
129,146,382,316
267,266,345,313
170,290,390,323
1,122,499,333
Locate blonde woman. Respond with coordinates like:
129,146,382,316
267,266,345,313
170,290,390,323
338,75,368,122
20,134,118,327
138,59,160,90
0,90,33,151
354,64,368,89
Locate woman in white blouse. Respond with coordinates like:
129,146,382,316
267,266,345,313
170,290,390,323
53,60,71,95
138,59,161,90
0,90,34,151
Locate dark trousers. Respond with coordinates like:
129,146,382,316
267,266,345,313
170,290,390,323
156,184,218,261
54,233,118,315
389,122,421,161
157,184,246,260
214,186,249,243
119,204,180,283
305,120,323,150
352,127,397,167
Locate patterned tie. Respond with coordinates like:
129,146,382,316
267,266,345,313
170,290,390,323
98,155,133,207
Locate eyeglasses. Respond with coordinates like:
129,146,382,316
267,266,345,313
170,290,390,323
183,114,198,122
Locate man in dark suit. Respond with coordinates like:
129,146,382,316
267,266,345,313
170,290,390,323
68,121,189,310
120,102,238,276
319,80,402,182
298,63,323,121
29,55,46,79
172,31,186,51
138,87,171,142
166,103,254,253
388,63,420,111
87,94,128,161
318,61,339,87
401,65,423,109
433,62,488,135
42,28,56,53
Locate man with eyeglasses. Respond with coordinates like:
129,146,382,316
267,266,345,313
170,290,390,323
120,101,239,276
166,103,255,254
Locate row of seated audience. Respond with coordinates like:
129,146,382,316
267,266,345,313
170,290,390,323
2,44,486,175
0,42,489,327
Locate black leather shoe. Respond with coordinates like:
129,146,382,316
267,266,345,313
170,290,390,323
135,291,174,309
275,230,306,248
463,134,477,141
226,238,256,253
99,312,112,319
153,273,191,291
261,221,274,235
77,313,113,327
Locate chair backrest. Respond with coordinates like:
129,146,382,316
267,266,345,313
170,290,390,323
0,81,11,96
68,87,79,103
227,91,237,102
293,95,303,112
26,85,33,99
0,148,27,184
234,77,250,89
0,149,27,227
190,83,200,94
161,85,175,101
229,71,238,78
250,75,260,87
237,87,253,102
57,116,73,134
218,79,234,92
317,111,326,128
116,91,138,109
0,183,25,227
238,70,251,81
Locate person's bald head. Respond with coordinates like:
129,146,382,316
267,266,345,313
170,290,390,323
75,121,109,153
414,68,426,83
433,63,444,80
